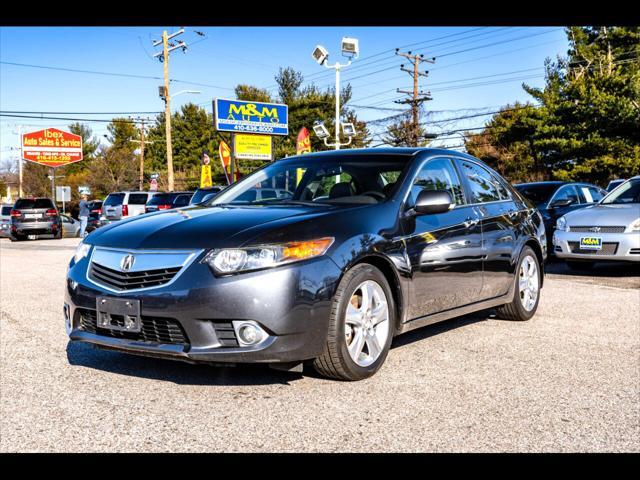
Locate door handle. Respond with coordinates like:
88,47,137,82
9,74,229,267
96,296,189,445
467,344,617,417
463,217,479,228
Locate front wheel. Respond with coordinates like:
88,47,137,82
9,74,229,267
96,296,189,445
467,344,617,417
314,264,395,381
496,246,541,321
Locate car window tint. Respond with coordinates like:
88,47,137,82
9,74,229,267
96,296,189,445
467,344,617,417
551,185,580,204
128,194,148,205
14,198,55,209
260,189,277,200
174,195,190,206
410,158,465,206
459,160,502,204
103,193,125,206
2,206,12,215
235,190,257,202
494,176,511,200
587,186,604,203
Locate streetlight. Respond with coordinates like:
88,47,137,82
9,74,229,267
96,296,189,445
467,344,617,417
311,37,360,149
171,90,201,98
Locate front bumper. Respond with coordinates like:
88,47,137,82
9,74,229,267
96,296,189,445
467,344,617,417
553,229,640,262
65,251,342,364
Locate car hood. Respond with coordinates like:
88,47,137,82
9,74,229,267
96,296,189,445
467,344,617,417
87,204,342,250
564,203,640,226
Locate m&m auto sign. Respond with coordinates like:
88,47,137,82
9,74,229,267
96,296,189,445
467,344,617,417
21,128,83,168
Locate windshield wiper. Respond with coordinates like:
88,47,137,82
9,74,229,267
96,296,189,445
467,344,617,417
251,199,333,207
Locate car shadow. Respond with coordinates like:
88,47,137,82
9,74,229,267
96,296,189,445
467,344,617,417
66,341,304,386
391,309,493,350
545,257,640,278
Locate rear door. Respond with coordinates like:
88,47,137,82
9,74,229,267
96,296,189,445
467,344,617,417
402,157,484,320
127,193,149,216
457,159,520,300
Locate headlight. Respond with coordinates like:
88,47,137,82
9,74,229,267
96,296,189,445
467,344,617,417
556,216,568,232
630,218,640,232
204,237,334,275
73,242,91,263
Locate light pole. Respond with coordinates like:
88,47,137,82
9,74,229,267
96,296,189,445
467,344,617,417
311,38,359,149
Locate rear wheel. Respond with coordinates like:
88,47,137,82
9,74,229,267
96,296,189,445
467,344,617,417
496,246,541,321
314,264,395,381
566,260,595,271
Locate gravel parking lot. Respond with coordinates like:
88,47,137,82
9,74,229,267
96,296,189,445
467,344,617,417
1,237,638,452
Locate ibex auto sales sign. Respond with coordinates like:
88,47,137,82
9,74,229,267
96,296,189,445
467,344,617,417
214,98,288,136
22,128,83,168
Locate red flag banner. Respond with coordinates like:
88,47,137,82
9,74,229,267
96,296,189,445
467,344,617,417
296,127,311,155
219,141,241,184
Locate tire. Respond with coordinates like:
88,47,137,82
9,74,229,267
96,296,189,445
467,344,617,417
566,260,595,271
10,234,24,242
496,246,541,321
54,229,63,239
313,263,395,381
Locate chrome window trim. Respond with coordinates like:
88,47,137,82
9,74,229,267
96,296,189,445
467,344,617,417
400,154,514,211
85,246,204,294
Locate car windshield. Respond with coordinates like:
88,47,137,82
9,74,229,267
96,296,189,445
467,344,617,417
208,154,411,207
103,193,125,206
514,184,561,205
2,206,12,216
601,178,640,204
14,198,54,209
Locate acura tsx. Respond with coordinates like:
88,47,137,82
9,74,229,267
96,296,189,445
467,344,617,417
65,148,546,381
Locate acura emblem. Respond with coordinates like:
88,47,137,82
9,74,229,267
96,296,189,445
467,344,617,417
589,227,601,233
120,254,135,271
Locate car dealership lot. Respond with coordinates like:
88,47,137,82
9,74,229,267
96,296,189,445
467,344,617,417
1,237,638,452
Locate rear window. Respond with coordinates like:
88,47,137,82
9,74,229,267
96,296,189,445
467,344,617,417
128,193,149,205
147,193,173,205
2,206,12,215
14,198,55,209
104,193,125,206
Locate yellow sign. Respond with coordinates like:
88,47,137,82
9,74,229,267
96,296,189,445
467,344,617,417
234,134,272,160
200,164,212,187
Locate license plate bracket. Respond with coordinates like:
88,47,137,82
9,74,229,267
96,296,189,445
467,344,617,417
579,236,603,250
96,296,141,332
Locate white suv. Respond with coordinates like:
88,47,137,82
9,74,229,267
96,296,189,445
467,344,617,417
102,191,157,222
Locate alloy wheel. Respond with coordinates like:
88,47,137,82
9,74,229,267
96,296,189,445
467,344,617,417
344,280,390,367
519,255,539,312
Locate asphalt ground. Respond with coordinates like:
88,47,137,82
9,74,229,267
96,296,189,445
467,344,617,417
1,237,638,452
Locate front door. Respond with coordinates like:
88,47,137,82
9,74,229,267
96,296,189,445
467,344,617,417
401,157,484,320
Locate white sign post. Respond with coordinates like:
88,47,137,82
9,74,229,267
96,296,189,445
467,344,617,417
56,186,71,213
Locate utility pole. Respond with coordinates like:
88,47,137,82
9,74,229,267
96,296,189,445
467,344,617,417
153,28,187,192
12,125,24,197
129,117,154,191
394,49,435,147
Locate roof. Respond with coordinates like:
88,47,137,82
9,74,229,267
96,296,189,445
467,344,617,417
514,181,567,187
280,147,479,160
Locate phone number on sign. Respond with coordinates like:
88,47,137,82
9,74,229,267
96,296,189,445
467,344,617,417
232,125,276,134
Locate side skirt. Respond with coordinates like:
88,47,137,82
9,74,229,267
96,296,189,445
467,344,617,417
396,293,512,335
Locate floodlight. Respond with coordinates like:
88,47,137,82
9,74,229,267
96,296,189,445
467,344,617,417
312,121,331,139
341,122,357,137
341,37,359,58
312,45,329,65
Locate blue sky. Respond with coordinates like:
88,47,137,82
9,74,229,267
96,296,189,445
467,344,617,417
0,26,569,162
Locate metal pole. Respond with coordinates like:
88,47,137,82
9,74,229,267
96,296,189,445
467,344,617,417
335,65,340,150
163,30,174,192
50,167,55,202
139,118,145,191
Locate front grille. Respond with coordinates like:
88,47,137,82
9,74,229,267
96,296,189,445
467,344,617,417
568,241,619,255
89,262,181,291
629,248,640,255
554,245,562,252
570,226,626,233
77,308,189,345
212,321,239,347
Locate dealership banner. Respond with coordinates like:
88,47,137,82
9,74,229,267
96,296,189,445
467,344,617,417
233,134,273,160
21,128,83,168
214,98,288,136
200,151,213,188
296,127,311,155
219,141,240,184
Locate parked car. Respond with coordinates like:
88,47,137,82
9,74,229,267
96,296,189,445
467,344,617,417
553,176,640,270
102,191,156,223
190,186,225,205
1,204,13,238
60,214,82,238
66,148,546,381
10,197,62,241
606,178,626,192
145,191,193,213
514,181,607,254
233,187,293,203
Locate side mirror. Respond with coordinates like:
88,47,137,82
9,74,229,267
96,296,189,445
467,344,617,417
550,198,575,208
414,189,455,215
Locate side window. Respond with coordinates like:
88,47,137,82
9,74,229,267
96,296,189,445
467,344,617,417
459,160,502,203
410,158,465,207
493,175,511,200
551,185,580,205
580,186,604,204
128,193,148,205
174,195,190,207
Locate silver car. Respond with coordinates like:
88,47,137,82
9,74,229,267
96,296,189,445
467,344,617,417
553,176,640,269
0,204,12,238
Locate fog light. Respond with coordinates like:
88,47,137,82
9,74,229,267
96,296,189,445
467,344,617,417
232,321,267,347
